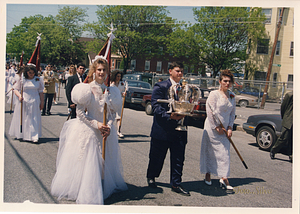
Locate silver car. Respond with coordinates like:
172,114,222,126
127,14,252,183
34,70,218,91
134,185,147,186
234,89,258,107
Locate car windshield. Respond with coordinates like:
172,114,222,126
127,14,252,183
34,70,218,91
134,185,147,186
233,88,241,95
127,81,152,89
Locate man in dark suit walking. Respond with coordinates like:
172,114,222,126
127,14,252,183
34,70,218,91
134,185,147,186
65,62,86,119
146,61,190,196
270,91,293,162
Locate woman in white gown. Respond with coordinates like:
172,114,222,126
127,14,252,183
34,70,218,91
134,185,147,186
51,57,127,205
200,70,236,190
110,70,126,138
9,65,44,143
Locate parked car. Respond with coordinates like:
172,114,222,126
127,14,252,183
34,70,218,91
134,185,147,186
125,80,153,106
234,89,258,107
238,87,267,99
233,81,243,90
141,88,211,126
243,114,282,150
123,73,153,84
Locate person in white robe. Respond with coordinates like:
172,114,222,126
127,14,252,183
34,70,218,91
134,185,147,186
200,70,236,191
9,65,44,143
51,56,127,205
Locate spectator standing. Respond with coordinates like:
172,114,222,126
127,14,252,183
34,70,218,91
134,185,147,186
65,63,86,119
270,91,293,162
42,64,59,115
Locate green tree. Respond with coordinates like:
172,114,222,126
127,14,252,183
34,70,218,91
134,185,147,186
85,5,173,73
168,7,266,77
6,6,88,67
56,6,88,40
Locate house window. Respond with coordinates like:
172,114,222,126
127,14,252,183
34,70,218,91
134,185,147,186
112,59,115,68
145,60,150,71
278,8,283,23
290,42,294,57
116,60,121,69
272,73,277,88
131,59,136,71
156,61,162,72
262,8,272,24
287,74,293,89
257,39,269,54
275,41,281,55
254,71,267,81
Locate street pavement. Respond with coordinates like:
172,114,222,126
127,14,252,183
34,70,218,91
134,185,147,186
3,86,295,212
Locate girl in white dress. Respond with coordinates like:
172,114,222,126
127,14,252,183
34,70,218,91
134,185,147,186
51,57,127,205
9,65,44,143
200,70,236,190
110,70,126,138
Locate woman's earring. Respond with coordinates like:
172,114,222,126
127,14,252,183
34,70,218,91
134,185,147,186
93,73,95,80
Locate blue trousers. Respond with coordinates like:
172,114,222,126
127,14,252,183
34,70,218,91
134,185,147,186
146,132,187,187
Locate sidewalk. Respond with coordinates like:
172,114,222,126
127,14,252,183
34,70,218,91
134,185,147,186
234,102,281,131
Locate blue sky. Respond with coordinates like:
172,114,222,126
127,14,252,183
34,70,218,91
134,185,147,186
6,4,198,35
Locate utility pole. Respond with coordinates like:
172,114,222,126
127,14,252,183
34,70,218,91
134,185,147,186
260,7,285,109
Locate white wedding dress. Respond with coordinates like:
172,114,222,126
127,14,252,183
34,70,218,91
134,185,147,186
200,90,236,178
51,81,127,205
9,76,44,142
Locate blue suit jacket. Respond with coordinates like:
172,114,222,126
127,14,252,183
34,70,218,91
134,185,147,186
150,79,184,141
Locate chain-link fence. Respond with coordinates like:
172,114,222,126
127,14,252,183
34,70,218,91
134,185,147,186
152,75,293,104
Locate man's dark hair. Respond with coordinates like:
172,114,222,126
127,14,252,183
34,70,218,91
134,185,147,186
168,61,184,70
77,62,86,68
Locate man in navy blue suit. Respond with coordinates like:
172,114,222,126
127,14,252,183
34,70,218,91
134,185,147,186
146,61,190,196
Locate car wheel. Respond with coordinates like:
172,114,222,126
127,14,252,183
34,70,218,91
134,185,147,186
256,126,276,150
145,102,153,115
239,100,248,108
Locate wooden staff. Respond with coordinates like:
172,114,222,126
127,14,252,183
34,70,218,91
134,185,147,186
66,109,72,121
102,103,107,160
118,91,126,133
10,89,14,114
20,85,23,133
6,88,13,96
208,103,248,169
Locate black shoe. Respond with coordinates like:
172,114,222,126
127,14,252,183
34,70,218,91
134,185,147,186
270,150,275,159
47,112,52,115
147,178,157,188
41,113,45,116
171,185,190,196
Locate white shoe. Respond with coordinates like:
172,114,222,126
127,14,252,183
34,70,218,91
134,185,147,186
33,139,38,143
204,179,212,186
54,101,58,104
117,132,124,138
219,179,233,191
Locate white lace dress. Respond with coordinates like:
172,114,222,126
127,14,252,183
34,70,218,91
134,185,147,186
51,81,127,205
200,90,236,178
9,76,44,142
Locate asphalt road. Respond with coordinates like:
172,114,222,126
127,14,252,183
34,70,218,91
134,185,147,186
3,87,293,211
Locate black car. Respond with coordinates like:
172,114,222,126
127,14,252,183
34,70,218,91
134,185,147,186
243,114,282,150
125,80,153,106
